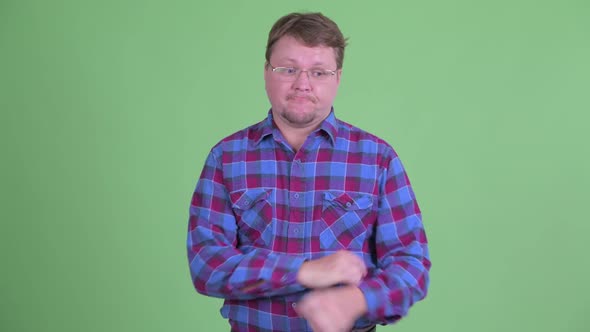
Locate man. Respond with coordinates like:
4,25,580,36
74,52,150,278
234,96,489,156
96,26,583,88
187,12,430,332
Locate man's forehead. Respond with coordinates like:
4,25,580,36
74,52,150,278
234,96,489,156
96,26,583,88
280,35,331,50
271,37,337,64
278,57,332,66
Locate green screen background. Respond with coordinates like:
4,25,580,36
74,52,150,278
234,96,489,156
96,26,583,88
2,0,589,331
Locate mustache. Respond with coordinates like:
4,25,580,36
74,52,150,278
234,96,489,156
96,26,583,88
287,94,317,103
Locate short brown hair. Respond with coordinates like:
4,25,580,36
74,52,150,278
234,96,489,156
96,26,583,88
265,12,348,69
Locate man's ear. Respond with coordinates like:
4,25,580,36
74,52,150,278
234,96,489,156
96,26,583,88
263,62,270,80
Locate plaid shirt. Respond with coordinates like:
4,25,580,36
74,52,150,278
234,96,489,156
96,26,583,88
187,110,430,331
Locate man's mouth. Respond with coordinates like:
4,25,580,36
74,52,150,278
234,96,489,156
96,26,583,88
288,94,316,103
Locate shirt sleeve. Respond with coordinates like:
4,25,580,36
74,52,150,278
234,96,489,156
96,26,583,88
187,151,307,300
357,155,431,323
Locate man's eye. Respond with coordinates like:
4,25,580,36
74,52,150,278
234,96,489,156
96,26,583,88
311,70,325,77
286,68,298,74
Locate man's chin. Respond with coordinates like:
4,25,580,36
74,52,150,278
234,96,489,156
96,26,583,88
281,109,316,127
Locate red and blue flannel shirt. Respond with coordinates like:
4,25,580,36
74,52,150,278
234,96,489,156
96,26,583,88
187,110,430,331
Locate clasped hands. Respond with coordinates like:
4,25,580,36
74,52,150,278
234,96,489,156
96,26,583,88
294,250,369,332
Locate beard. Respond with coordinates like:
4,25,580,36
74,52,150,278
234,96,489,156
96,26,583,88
279,94,319,126
280,108,316,126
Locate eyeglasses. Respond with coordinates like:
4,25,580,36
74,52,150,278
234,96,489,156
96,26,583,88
268,64,337,82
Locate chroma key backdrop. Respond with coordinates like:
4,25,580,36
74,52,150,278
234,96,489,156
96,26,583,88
1,1,588,331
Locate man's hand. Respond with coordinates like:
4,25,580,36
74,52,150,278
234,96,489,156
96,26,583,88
294,286,368,332
296,250,367,288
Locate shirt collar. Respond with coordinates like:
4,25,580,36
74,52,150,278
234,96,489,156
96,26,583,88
318,109,338,145
254,109,338,146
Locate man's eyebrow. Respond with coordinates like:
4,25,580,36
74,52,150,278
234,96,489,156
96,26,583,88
275,58,329,67
277,58,297,65
311,61,328,67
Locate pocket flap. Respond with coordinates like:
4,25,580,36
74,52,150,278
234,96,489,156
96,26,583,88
323,191,373,210
230,188,271,210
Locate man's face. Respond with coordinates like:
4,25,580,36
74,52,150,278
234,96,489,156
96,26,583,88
264,35,341,129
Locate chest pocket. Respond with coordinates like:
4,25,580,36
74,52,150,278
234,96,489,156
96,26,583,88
320,191,374,250
230,188,274,248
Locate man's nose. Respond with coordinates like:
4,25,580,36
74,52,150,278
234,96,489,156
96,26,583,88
292,70,312,90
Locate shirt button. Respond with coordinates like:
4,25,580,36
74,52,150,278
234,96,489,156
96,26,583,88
291,302,297,308
346,202,352,207
294,228,299,234
294,193,299,199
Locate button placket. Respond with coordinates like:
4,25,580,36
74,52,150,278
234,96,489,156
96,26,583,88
287,153,306,252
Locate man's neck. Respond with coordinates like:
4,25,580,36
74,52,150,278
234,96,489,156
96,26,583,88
273,118,324,153
279,126,313,152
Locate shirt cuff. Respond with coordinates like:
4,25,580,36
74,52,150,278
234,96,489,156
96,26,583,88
357,277,402,324
358,278,382,321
